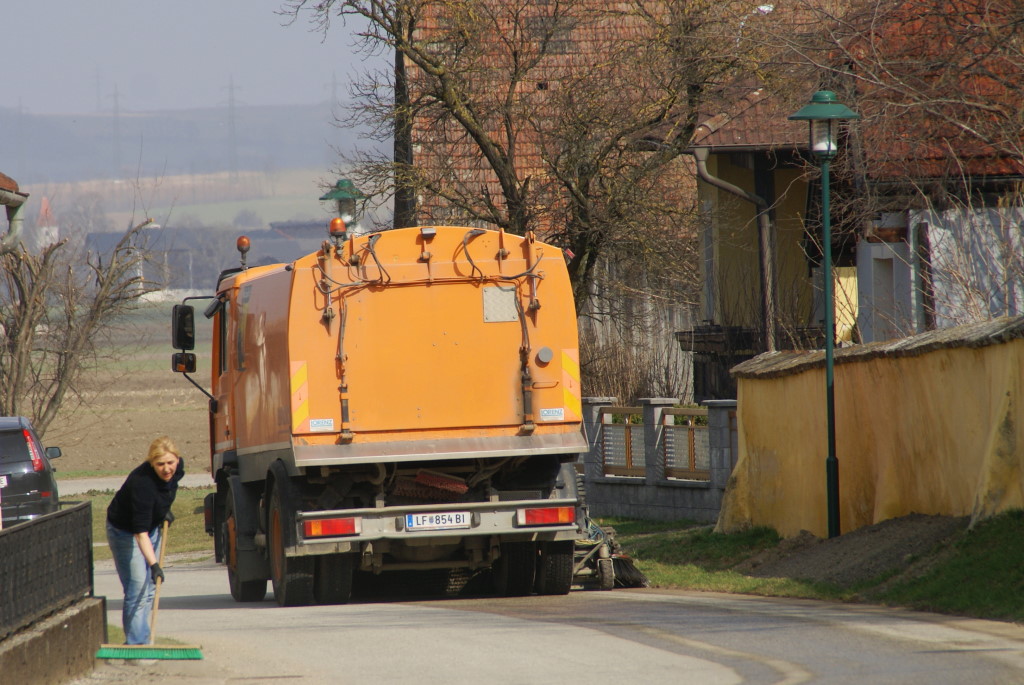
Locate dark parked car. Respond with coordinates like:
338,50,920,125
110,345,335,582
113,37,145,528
0,417,61,529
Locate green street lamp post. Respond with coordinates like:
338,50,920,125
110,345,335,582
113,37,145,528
789,90,860,539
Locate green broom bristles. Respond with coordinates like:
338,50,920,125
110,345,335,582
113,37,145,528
96,644,203,660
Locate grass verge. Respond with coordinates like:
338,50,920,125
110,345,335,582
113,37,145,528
606,518,851,601
59,470,127,479
67,487,215,562
605,510,1024,622
869,509,1024,621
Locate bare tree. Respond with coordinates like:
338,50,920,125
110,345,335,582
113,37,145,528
288,0,770,303
55,194,114,239
0,219,156,436
286,0,783,400
745,0,1024,331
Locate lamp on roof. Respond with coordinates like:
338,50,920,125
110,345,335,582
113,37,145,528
788,90,860,540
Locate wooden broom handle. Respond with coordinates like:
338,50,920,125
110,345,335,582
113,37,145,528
149,518,170,645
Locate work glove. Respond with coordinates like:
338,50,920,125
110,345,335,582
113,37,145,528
150,563,165,585
165,510,175,526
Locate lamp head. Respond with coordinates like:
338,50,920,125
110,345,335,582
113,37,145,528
320,179,363,224
788,90,860,160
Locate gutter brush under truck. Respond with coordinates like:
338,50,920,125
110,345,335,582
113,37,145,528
171,221,603,605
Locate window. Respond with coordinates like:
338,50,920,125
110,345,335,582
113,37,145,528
525,15,575,55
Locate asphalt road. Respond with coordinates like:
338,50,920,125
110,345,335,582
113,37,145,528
73,557,1024,685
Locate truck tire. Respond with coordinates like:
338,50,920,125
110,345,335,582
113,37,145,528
314,553,354,605
597,557,615,591
535,540,573,595
269,479,315,607
224,492,267,602
493,541,536,596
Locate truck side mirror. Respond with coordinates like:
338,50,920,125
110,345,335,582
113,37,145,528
172,352,197,374
172,304,196,350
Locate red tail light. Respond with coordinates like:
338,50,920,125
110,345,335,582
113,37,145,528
23,429,44,472
516,506,575,526
303,517,361,538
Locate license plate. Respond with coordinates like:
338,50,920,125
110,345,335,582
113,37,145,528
406,511,471,531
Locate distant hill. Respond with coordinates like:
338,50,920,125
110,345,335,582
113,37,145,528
16,166,391,289
24,168,342,228
0,103,373,184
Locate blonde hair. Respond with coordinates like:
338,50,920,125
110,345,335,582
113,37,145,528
146,436,180,465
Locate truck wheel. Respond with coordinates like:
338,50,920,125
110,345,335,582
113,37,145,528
597,557,615,591
269,480,315,607
224,493,267,602
535,541,573,595
314,553,354,605
493,542,536,596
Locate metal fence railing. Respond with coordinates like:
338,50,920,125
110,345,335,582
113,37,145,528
663,408,710,481
599,406,645,477
0,501,94,641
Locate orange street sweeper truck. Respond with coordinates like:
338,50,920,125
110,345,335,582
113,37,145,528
171,222,587,605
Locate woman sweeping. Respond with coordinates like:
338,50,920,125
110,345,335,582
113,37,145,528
106,436,184,644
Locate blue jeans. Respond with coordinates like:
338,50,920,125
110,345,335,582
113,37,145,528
106,522,162,645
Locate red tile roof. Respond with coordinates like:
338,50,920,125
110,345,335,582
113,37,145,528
846,0,1024,179
0,171,20,195
685,0,1024,182
688,86,808,152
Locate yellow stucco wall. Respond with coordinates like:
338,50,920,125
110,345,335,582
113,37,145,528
773,166,819,331
706,155,762,327
702,156,831,332
717,338,1024,537
835,266,858,343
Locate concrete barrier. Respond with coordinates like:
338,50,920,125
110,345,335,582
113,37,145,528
0,598,105,685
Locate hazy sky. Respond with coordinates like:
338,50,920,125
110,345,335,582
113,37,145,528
3,2,379,115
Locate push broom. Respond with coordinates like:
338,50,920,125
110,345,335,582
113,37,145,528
96,519,204,660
